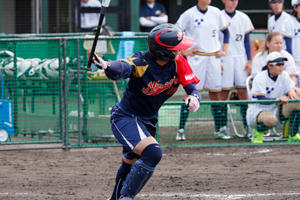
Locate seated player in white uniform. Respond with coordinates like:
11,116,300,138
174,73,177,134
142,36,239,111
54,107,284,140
247,52,300,143
251,32,298,86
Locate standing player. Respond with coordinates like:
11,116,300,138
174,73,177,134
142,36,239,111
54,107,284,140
93,24,201,200
219,0,254,137
247,52,300,143
291,0,300,77
80,0,103,32
175,0,230,140
268,0,293,54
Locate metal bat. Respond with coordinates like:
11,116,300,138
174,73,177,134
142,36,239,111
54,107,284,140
86,0,111,70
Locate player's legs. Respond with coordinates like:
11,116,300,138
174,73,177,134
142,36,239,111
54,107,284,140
120,141,162,199
279,102,300,142
218,56,234,139
109,155,137,200
237,88,249,134
207,56,230,139
176,56,208,140
210,92,228,138
253,111,277,143
176,98,189,141
110,105,162,199
234,56,249,135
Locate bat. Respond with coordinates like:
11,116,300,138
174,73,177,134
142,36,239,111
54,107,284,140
86,0,111,70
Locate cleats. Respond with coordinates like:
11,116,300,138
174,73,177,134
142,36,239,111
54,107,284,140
252,129,264,144
214,126,231,140
176,129,186,141
288,133,300,143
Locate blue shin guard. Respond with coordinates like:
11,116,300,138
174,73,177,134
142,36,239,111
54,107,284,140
120,159,154,198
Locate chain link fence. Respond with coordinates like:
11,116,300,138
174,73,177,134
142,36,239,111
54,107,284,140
0,31,299,150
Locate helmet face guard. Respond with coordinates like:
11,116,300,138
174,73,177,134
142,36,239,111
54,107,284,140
148,23,193,61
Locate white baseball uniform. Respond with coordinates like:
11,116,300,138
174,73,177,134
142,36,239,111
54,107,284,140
268,11,294,50
268,11,294,37
251,50,297,77
80,0,103,29
220,10,254,90
176,5,228,91
246,70,294,127
290,16,300,73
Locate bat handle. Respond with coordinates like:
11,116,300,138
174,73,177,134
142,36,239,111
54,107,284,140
85,54,102,71
187,98,191,107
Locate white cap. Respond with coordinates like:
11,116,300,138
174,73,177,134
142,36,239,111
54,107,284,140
262,52,287,70
292,0,300,6
266,52,288,64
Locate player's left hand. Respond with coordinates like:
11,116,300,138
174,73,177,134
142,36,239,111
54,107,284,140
185,95,200,112
277,96,289,104
93,54,108,70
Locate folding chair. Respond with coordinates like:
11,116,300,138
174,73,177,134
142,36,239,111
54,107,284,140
226,76,255,139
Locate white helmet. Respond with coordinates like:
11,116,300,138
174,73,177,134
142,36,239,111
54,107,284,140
291,0,300,6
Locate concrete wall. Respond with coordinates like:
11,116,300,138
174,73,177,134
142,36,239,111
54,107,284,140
1,0,15,33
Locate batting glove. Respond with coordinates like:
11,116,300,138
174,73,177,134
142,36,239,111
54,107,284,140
185,95,200,112
93,54,108,70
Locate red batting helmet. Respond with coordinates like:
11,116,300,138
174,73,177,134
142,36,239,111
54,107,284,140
147,23,193,61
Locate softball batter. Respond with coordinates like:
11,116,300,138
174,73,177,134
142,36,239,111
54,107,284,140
93,24,201,200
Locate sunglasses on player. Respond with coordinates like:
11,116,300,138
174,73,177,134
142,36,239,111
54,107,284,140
269,62,285,66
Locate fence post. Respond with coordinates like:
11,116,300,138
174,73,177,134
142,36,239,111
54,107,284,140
76,39,82,145
12,42,18,135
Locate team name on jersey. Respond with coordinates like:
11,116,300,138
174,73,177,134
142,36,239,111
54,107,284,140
185,74,195,81
142,76,178,96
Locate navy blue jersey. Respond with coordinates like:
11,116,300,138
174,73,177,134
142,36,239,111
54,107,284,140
140,3,167,32
118,52,199,118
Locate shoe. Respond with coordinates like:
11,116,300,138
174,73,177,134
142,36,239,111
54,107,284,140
252,129,263,144
288,133,300,143
176,129,186,141
119,196,133,200
215,126,231,140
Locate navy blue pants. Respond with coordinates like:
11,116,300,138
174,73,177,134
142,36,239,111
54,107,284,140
110,104,157,159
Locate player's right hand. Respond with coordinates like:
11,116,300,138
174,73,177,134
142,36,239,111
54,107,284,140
216,50,226,58
185,95,200,112
277,96,289,104
93,54,108,70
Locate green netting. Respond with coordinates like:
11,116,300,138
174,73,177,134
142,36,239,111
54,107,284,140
158,100,300,147
0,32,299,149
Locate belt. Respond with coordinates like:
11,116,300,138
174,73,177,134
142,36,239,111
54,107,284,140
194,51,218,56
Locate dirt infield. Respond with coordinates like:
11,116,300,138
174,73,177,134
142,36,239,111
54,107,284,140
1,145,300,200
